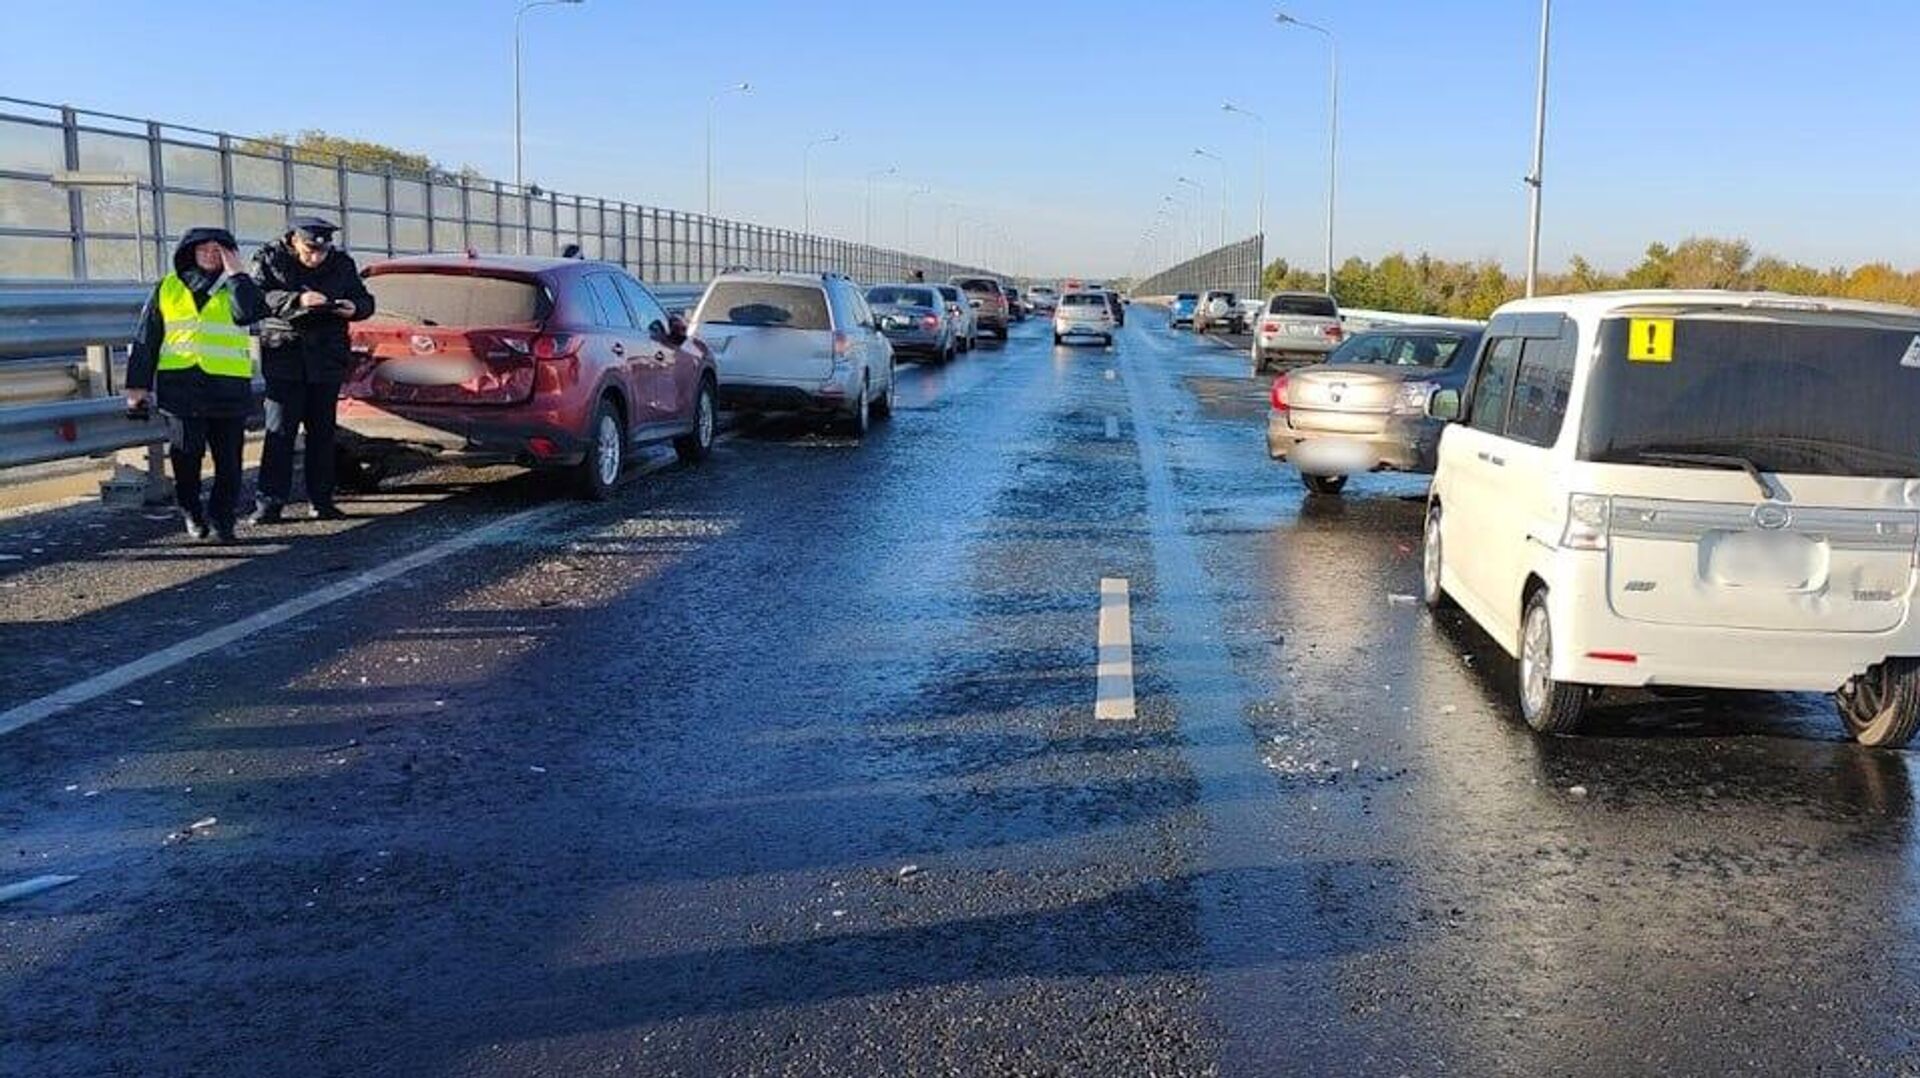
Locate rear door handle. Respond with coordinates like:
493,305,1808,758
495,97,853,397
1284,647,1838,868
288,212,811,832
1477,451,1506,466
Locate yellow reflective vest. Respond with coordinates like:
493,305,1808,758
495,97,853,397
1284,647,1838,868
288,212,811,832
155,274,253,379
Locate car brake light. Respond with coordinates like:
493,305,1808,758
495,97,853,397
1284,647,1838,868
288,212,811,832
1562,493,1610,550
920,314,940,331
832,331,852,359
1261,320,1280,334
527,436,558,458
1270,373,1289,411
1323,325,1344,341
1586,651,1639,664
531,333,581,360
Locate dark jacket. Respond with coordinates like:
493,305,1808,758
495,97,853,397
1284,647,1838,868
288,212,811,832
126,228,268,419
251,238,375,383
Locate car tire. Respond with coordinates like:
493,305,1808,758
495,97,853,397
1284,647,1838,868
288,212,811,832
1053,333,1063,345
1836,659,1920,748
1102,334,1113,347
575,396,625,501
872,364,895,422
673,376,717,464
847,375,871,438
993,326,1008,341
1302,474,1347,496
334,446,386,494
941,341,956,364
1422,502,1453,610
1518,589,1587,734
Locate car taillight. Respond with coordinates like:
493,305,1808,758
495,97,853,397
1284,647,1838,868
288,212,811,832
1261,320,1280,334
832,331,852,359
920,314,940,331
1270,373,1289,411
1323,325,1345,342
531,333,582,360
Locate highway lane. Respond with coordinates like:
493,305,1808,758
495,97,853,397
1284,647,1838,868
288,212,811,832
2,308,1918,1075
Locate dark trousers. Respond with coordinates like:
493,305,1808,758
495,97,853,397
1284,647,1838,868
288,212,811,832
259,378,341,505
169,415,246,528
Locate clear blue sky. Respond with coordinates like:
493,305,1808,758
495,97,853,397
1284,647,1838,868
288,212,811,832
6,0,1917,279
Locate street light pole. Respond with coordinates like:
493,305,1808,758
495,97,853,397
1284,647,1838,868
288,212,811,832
1525,0,1552,297
864,166,896,248
802,132,839,235
1193,148,1228,248
1222,102,1266,261
903,186,931,252
1176,177,1205,252
705,81,752,218
513,0,583,208
1276,11,1338,293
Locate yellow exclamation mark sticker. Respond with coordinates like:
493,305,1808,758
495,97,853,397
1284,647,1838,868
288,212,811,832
1628,318,1674,362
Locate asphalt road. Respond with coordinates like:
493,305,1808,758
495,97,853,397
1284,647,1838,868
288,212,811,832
2,309,1916,1076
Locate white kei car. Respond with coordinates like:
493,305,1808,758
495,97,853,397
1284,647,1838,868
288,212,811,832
1423,290,1920,746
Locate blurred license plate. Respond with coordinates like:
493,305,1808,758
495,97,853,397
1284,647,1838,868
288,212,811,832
1291,438,1375,475
1287,322,1320,335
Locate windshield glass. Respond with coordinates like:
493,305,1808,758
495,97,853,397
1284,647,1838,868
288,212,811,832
364,272,546,326
699,281,831,330
1329,331,1477,368
1062,294,1105,307
868,286,935,307
1580,314,1920,478
954,277,999,295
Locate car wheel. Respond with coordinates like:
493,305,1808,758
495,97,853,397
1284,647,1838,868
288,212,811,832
1302,474,1347,496
1518,589,1587,734
847,376,871,438
942,341,956,364
575,396,625,501
872,364,896,421
1053,333,1063,345
333,445,386,493
994,326,1008,341
673,376,717,464
1421,502,1452,610
1836,659,1920,747
1102,334,1113,347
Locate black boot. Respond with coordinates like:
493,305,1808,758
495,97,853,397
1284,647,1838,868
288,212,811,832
248,500,285,526
181,507,210,540
308,501,345,521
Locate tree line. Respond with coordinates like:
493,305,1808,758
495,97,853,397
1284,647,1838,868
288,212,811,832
1263,238,1920,318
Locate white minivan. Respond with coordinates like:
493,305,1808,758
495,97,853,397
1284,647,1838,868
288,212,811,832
1422,290,1920,747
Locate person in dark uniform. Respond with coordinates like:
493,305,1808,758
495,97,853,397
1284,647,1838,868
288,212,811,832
124,227,267,542
248,216,374,523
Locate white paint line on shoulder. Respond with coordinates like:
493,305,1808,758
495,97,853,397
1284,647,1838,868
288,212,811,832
0,503,566,738
1104,369,1117,381
1095,577,1136,721
0,874,78,905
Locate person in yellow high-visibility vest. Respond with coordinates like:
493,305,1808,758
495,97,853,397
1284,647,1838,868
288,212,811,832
125,228,267,542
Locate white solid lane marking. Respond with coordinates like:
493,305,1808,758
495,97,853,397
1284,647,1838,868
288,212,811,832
1104,369,1117,381
0,874,78,904
0,504,565,737
1104,415,1119,440
1095,577,1136,720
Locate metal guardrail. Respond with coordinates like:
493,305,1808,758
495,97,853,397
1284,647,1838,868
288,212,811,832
1135,235,1264,299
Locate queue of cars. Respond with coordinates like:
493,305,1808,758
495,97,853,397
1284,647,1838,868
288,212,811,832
1255,285,1920,748
334,261,1041,502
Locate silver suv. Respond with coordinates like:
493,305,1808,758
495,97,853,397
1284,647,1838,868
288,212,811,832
1192,289,1246,335
689,271,897,436
1252,291,1344,373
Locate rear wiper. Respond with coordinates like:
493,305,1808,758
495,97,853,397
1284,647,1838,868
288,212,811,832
1633,450,1778,500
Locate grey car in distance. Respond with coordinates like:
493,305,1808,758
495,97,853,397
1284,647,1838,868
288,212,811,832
935,284,977,352
1253,291,1345,373
867,283,957,364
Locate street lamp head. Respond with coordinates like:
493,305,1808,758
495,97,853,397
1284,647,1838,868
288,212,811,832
1274,11,1297,25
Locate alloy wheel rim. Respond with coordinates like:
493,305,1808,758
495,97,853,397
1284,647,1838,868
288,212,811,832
698,390,714,447
597,414,620,485
1522,606,1550,716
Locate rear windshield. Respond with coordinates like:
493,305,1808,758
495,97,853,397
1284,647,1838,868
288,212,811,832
364,272,546,326
1330,331,1478,369
1175,293,1198,302
700,281,831,330
1206,292,1238,303
1268,294,1339,317
1580,314,1920,478
954,277,999,294
1062,293,1106,307
1031,287,1056,296
937,286,961,301
868,286,936,308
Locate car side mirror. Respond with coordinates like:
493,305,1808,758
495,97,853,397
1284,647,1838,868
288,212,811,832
1427,388,1462,422
655,314,687,345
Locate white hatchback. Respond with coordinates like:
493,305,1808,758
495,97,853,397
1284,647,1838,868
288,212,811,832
1053,291,1116,347
1423,290,1920,746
